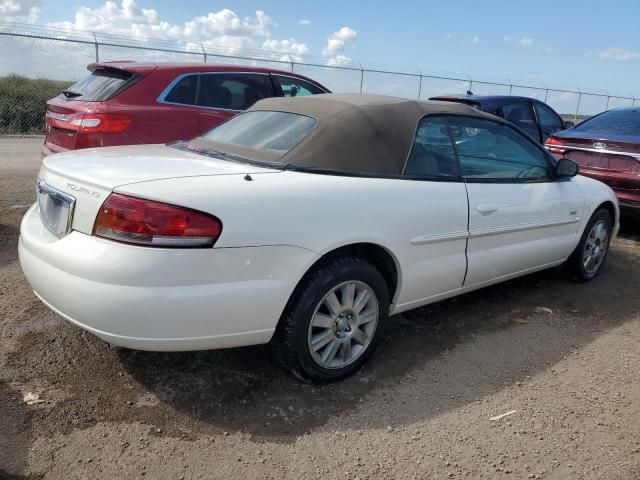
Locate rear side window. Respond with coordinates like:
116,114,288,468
165,74,198,105
499,102,539,138
198,73,270,110
273,75,324,97
575,109,640,135
533,102,563,129
448,116,549,180
404,116,459,177
61,68,133,101
201,111,316,155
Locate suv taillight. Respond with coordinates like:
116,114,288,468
73,113,132,133
545,137,566,155
46,112,132,133
93,194,222,248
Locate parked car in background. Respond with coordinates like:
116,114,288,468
21,94,618,382
429,94,573,143
545,107,640,217
42,62,330,157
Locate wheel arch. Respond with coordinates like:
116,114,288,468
580,199,618,239
596,200,617,226
283,242,402,318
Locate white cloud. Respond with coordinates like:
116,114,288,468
503,35,557,53
333,26,357,43
326,54,352,66
0,0,40,22
262,38,309,62
45,0,309,60
297,19,311,26
446,34,480,46
519,37,534,48
183,9,273,40
504,36,536,48
322,26,357,65
599,47,640,61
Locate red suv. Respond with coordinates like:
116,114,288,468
43,62,330,156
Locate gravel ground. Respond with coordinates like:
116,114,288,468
2,138,640,480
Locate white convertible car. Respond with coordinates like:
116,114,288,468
20,94,618,382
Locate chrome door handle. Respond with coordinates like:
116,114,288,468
477,204,499,214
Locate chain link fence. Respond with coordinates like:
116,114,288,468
1,21,637,136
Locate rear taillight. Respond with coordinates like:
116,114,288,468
93,194,222,248
46,112,132,133
545,137,566,155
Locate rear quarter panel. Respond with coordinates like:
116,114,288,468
117,171,471,308
573,175,620,237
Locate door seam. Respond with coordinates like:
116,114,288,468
462,179,470,287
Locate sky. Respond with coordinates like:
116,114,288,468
1,0,640,111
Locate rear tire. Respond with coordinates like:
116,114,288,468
271,256,389,383
566,208,612,282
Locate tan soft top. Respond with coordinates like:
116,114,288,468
198,93,503,176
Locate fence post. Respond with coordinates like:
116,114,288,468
574,90,582,121
288,54,294,72
467,74,473,93
544,84,549,103
93,32,99,62
633,97,637,106
605,94,610,111
359,62,364,94
200,43,207,63
508,79,513,95
417,69,423,100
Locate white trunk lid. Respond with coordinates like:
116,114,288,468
38,144,278,235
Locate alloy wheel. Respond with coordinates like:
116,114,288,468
307,280,379,369
583,220,609,275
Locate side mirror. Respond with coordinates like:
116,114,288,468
563,120,575,129
555,158,579,177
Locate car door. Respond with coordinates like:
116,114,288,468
498,101,542,142
446,115,585,287
396,115,470,307
533,101,565,141
196,72,272,134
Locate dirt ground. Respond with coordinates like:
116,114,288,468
2,137,640,480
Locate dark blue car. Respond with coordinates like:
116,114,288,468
429,94,573,143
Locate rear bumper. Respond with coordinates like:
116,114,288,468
615,192,640,219
578,170,640,216
19,204,319,351
617,195,640,209
41,141,68,158
619,198,640,221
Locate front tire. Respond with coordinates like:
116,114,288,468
567,208,612,282
271,256,389,383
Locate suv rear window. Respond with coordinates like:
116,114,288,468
61,68,133,101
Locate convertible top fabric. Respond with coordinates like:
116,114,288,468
202,93,504,176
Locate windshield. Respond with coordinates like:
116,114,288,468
60,68,133,101
575,109,640,135
199,111,317,156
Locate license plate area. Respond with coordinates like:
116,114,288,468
36,179,76,238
